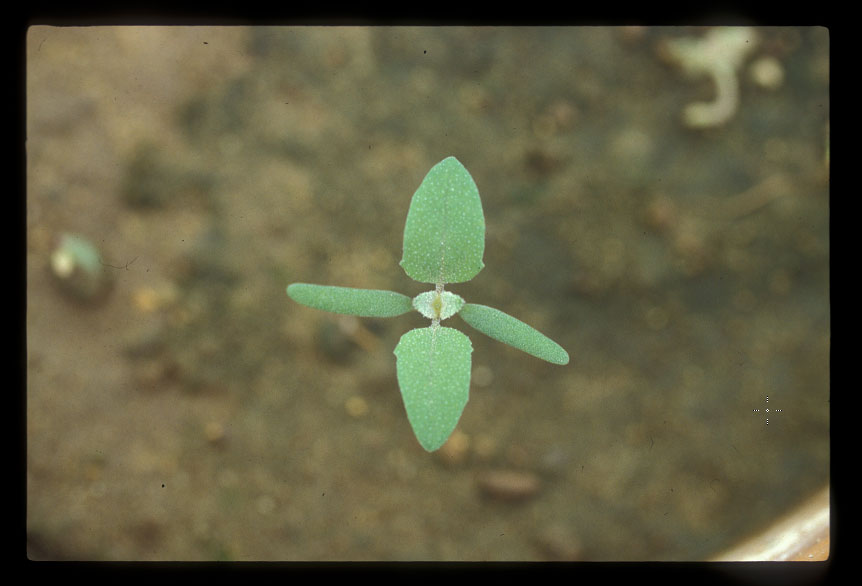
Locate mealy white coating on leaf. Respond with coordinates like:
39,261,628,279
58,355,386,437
412,290,465,321
459,303,569,365
400,157,485,285
393,325,473,451
286,283,413,317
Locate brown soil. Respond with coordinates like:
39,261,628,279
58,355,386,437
27,26,829,560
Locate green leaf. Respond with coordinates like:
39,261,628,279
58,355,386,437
412,290,465,321
287,283,413,317
459,303,569,365
400,156,485,285
393,325,473,451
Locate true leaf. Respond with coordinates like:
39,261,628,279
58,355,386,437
412,290,465,321
286,283,413,317
286,157,570,455
459,303,569,365
393,325,473,451
400,156,485,285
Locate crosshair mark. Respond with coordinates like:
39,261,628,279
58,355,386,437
753,395,783,425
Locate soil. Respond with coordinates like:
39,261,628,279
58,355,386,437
26,26,829,561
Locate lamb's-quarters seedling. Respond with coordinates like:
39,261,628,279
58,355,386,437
287,156,569,452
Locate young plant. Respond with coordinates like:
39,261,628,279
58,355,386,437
287,157,569,452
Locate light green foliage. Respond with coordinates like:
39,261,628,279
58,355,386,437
394,326,472,451
286,283,412,317
400,156,485,285
286,156,568,451
49,233,113,303
53,233,103,276
459,303,570,365
412,290,465,321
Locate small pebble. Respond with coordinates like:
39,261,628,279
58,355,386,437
132,284,178,313
436,429,470,466
473,434,498,461
132,359,171,389
643,196,678,233
538,446,570,477
345,395,369,418
477,469,541,502
749,55,784,90
204,421,226,445
549,99,578,130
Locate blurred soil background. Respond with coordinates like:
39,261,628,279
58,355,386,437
26,26,829,560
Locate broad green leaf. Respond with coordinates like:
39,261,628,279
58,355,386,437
400,156,485,285
412,290,465,321
393,325,473,451
287,283,413,317
459,303,569,365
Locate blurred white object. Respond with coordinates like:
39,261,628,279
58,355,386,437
662,27,759,129
711,485,829,561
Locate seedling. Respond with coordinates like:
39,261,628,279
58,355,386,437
287,157,569,451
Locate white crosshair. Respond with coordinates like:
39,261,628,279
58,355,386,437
753,395,783,425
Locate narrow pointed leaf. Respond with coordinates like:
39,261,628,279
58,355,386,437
400,156,485,285
459,303,569,365
393,326,473,451
287,283,413,317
